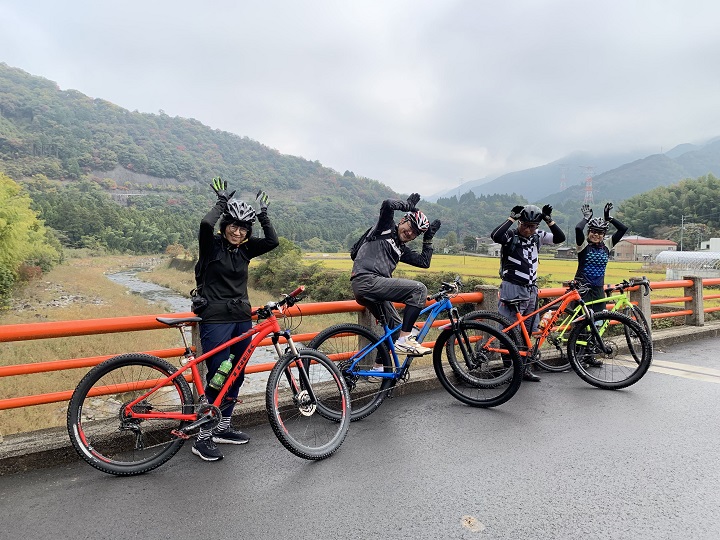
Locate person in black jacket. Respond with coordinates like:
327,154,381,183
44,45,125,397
192,177,279,461
490,203,566,381
350,193,441,357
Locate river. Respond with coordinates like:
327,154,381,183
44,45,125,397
105,268,275,392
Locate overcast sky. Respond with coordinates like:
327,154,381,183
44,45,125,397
2,0,719,196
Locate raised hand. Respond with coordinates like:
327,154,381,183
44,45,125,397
256,190,269,212
510,205,524,220
541,204,553,223
211,177,235,202
581,204,593,220
604,202,613,221
406,193,421,211
423,219,441,243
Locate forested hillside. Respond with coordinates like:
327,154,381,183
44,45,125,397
615,174,720,248
2,62,719,264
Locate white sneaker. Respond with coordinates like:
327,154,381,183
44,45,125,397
395,336,431,356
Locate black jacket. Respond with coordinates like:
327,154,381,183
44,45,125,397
195,200,279,323
351,199,433,279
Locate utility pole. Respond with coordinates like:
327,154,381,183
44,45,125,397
680,215,685,251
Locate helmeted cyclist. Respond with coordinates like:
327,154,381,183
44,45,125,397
572,203,628,367
491,203,566,381
351,193,441,357
574,202,628,313
191,177,279,461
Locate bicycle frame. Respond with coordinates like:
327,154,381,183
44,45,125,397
122,309,304,427
348,295,459,380
549,291,633,342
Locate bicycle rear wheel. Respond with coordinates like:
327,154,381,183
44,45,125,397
567,311,652,390
307,323,393,421
66,353,194,475
266,349,350,460
433,320,523,407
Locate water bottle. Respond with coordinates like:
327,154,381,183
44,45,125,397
208,354,235,390
539,310,554,330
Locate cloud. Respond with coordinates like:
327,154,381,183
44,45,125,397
2,0,720,196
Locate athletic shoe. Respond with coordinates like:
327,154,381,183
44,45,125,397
395,336,431,356
192,438,224,461
584,356,604,367
212,427,250,445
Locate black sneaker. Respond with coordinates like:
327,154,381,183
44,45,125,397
584,356,603,367
192,438,224,461
212,427,250,445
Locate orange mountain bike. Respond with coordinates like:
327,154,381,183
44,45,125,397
67,286,351,475
463,280,653,390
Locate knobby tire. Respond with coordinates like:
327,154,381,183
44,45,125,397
66,353,194,476
266,349,350,460
307,323,394,421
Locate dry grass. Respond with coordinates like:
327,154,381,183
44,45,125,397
0,254,184,437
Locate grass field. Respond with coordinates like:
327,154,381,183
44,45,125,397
306,252,668,288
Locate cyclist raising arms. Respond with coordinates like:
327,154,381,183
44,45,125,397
192,178,279,461
351,193,441,357
491,204,566,381
574,202,629,315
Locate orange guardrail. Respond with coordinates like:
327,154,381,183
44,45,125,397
0,292,484,410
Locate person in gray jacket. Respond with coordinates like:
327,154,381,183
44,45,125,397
350,193,441,357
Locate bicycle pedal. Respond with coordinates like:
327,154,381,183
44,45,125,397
171,429,191,440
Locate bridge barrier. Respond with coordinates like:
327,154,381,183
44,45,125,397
2,277,720,474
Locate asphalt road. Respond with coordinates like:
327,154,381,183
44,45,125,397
1,337,719,540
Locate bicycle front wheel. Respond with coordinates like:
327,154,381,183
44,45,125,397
567,311,652,390
66,353,194,476
266,349,350,460
620,306,652,362
307,323,393,421
433,321,523,408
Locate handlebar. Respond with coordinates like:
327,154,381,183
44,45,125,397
428,276,463,301
251,285,306,317
604,276,651,296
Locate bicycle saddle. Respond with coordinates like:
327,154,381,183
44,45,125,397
354,297,388,326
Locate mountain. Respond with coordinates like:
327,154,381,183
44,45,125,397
427,149,654,203
0,63,399,251
546,139,720,205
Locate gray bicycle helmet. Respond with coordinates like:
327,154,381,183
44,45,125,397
519,204,543,224
220,198,256,234
587,217,609,232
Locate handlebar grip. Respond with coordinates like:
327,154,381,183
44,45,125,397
289,285,305,298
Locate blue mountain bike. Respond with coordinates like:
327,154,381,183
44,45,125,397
308,277,523,421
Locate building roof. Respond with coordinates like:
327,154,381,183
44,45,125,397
655,250,720,268
617,236,678,246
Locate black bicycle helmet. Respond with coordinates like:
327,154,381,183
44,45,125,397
519,204,543,224
587,217,609,232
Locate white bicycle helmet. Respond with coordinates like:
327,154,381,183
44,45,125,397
225,199,257,223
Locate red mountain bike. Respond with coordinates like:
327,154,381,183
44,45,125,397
67,286,351,475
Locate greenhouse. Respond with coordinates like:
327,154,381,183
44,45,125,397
655,251,720,279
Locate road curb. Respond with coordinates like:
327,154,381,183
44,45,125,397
2,321,719,476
